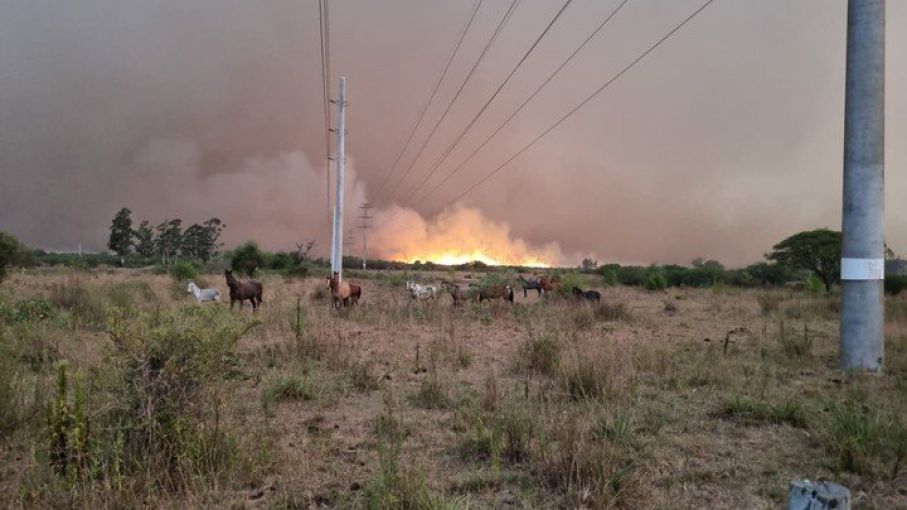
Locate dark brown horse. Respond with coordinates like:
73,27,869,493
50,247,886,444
224,270,263,311
479,285,514,303
571,286,601,303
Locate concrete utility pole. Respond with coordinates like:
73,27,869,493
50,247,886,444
359,202,372,269
841,0,885,372
330,76,347,280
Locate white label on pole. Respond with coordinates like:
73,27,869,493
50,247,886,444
840,257,884,280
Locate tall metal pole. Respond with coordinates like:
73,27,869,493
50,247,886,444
841,0,885,372
331,76,347,280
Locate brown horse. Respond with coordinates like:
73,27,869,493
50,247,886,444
224,270,263,311
479,285,514,303
327,272,361,308
538,276,561,296
441,280,479,307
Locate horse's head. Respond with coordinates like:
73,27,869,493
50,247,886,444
327,272,340,291
186,281,195,293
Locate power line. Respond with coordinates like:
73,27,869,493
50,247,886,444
379,0,521,205
389,0,716,235
412,0,630,208
397,0,575,207
373,0,484,200
442,0,715,207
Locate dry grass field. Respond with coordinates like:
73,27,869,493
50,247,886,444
1,268,905,509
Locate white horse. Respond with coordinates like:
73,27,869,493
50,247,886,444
187,281,221,303
405,280,437,300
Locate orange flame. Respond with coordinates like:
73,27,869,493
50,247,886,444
372,206,561,267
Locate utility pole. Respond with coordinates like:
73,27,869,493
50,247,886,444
330,76,347,280
841,0,884,372
359,202,372,269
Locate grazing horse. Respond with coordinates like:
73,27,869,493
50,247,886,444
479,285,514,303
224,270,263,311
186,281,220,303
441,280,478,307
348,282,362,306
517,274,542,298
571,286,601,303
538,276,561,296
405,281,437,300
327,272,361,308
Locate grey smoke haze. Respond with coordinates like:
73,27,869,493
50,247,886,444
1,0,905,266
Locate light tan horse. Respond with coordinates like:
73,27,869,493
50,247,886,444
538,276,561,296
327,272,361,308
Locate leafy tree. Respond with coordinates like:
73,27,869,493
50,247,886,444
230,241,265,276
767,229,841,292
0,232,30,281
154,219,183,265
181,218,225,262
133,220,155,257
107,208,134,256
580,258,598,272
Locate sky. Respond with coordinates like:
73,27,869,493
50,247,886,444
1,0,905,267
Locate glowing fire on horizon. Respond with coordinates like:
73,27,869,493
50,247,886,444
371,206,562,268
406,250,551,268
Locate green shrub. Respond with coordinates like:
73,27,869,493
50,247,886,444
45,305,265,492
0,231,32,281
230,241,266,276
13,297,54,323
262,375,316,408
169,260,198,281
601,269,619,287
557,272,586,298
284,263,309,279
644,269,667,291
821,400,906,476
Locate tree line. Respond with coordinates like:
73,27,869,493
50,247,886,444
107,208,225,263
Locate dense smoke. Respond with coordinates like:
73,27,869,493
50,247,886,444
1,1,906,266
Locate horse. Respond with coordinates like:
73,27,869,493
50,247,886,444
327,272,361,308
405,280,437,300
571,286,601,303
441,280,479,307
479,285,514,303
186,281,220,303
538,276,561,296
517,274,542,298
224,270,263,311
348,282,362,306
